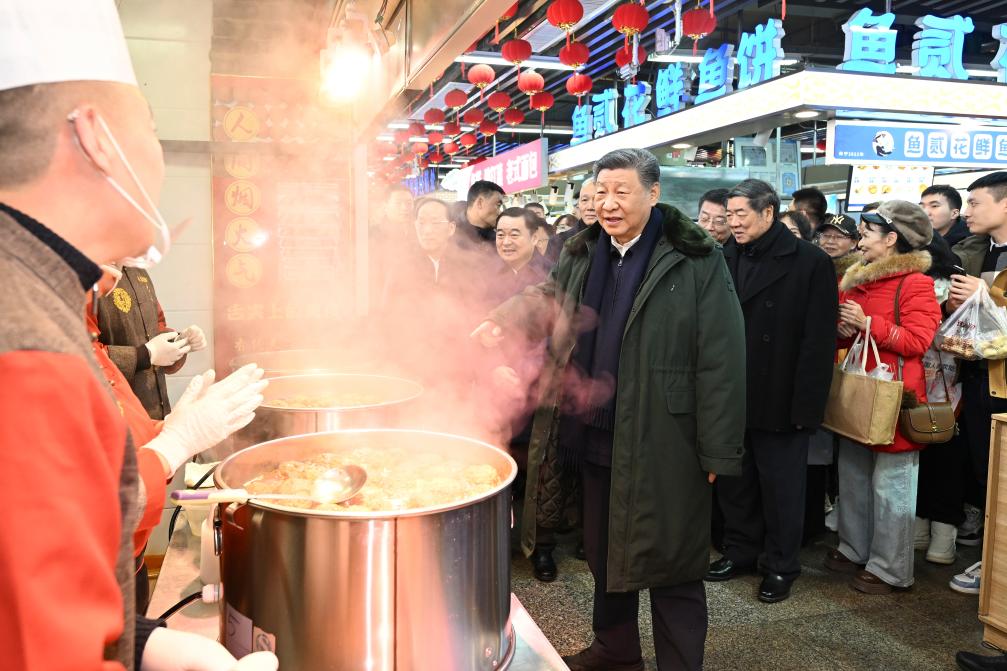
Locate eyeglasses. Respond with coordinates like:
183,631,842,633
698,214,727,226
818,232,852,243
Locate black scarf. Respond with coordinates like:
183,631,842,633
558,207,664,469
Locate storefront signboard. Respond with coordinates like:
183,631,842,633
826,119,1007,169
450,139,548,198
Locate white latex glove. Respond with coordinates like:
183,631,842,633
146,364,267,473
146,332,191,367
470,320,504,348
180,325,208,352
140,627,278,671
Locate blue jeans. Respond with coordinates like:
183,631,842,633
837,439,919,588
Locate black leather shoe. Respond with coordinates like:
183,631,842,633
704,557,756,582
758,572,794,603
574,543,587,560
957,651,1007,671
531,547,557,582
562,647,645,671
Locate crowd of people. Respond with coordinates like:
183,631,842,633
376,153,1007,671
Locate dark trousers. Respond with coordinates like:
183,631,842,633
959,370,1007,509
802,464,829,545
916,433,966,526
582,455,707,671
717,429,809,579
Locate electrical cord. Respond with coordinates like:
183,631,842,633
157,591,201,620
166,465,217,541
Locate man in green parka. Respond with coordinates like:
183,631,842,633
473,148,746,671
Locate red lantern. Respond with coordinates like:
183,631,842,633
443,141,460,156
466,64,495,101
682,7,717,55
503,107,525,126
393,129,410,145
501,39,532,70
444,89,468,111
427,131,444,145
407,121,425,137
459,132,478,150
517,70,545,96
423,108,446,125
462,108,485,126
530,91,555,125
443,121,461,135
417,156,430,169
429,151,445,164
565,72,593,105
487,91,512,114
479,119,499,137
496,2,518,41
614,44,647,69
547,0,584,46
411,142,429,155
559,40,591,69
612,3,649,50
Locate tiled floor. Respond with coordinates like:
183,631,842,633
511,533,991,671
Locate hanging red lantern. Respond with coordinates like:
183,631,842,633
529,91,555,125
459,132,478,150
559,40,591,69
427,131,444,145
496,2,519,41
443,141,460,155
487,91,512,115
393,129,411,145
411,142,429,155
429,151,445,164
612,2,649,50
444,89,468,112
565,72,593,105
614,44,647,69
479,119,499,137
682,6,717,55
462,108,485,126
547,0,584,47
443,120,461,135
466,64,495,101
501,39,532,70
460,41,478,77
417,156,430,169
517,70,545,96
503,107,525,126
407,121,425,137
423,108,446,125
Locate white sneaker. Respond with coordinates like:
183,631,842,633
926,521,957,564
950,561,982,595
914,517,930,550
958,504,984,547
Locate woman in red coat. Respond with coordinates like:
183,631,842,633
823,201,942,594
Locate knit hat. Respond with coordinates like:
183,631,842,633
860,200,933,250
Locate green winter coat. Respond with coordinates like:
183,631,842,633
490,202,746,592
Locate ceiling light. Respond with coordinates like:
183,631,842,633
671,142,692,149
800,146,821,153
456,52,574,71
794,110,821,119
319,40,372,103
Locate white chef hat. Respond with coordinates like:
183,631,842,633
0,0,137,92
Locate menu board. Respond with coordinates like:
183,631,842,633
846,164,934,212
211,74,354,372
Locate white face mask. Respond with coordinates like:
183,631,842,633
97,263,123,296
67,110,170,268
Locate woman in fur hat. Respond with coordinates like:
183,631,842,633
823,201,943,594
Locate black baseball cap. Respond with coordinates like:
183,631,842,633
819,213,859,239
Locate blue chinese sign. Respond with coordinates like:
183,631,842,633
827,120,1007,168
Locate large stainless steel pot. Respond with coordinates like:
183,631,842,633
217,373,423,460
215,429,518,670
230,349,378,378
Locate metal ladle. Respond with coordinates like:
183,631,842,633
171,465,367,506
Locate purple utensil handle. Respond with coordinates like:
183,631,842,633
171,489,213,502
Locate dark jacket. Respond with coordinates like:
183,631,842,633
942,216,971,247
722,222,839,432
545,219,588,261
491,203,746,592
96,268,185,420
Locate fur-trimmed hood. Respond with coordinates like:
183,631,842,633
840,250,932,291
566,202,715,258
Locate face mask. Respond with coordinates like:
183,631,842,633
67,110,170,268
97,264,123,297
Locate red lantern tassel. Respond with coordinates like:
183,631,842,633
693,39,698,56
782,0,786,20
461,62,466,77
495,21,499,41
710,0,715,17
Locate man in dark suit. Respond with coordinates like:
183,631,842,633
707,179,839,603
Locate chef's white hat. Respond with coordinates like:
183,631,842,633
0,0,137,92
